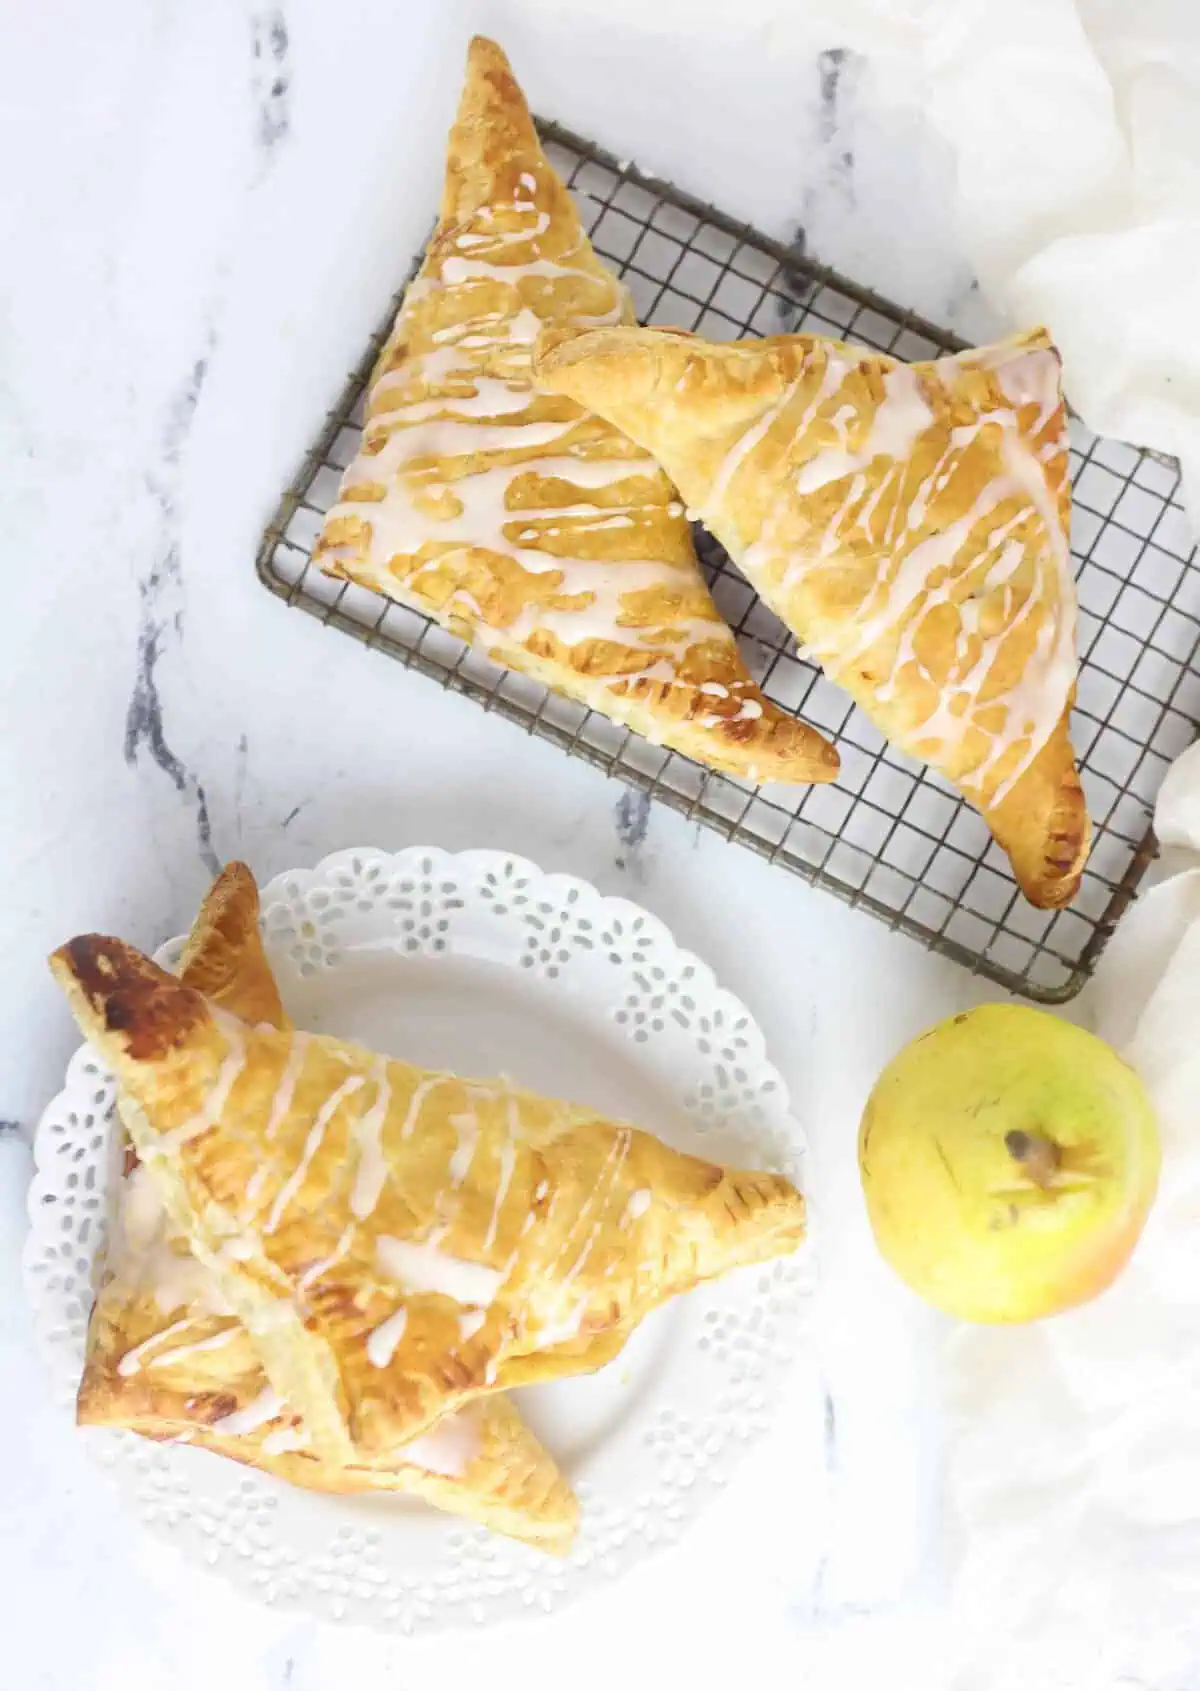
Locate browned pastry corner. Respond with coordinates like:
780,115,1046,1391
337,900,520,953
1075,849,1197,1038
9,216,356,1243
534,323,1090,906
53,930,805,1467
55,934,210,1062
177,861,288,1028
310,36,837,786
71,865,579,1553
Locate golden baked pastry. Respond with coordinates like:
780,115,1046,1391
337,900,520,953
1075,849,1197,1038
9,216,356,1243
311,36,837,786
534,325,1090,907
79,863,578,1553
52,930,806,1467
80,1162,578,1551
175,861,288,1030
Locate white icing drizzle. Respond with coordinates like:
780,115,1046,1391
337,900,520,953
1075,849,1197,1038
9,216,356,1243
792,364,933,495
366,1304,409,1368
537,1296,589,1348
376,1235,503,1307
447,1104,480,1186
729,341,1073,798
117,1316,198,1376
349,1058,392,1219
212,1386,282,1436
264,1074,365,1235
264,1033,311,1143
835,493,1027,671
702,346,869,537
534,1129,631,1342
370,367,547,427
964,431,1076,804
398,1072,448,1141
701,377,804,521
346,444,663,585
164,1009,247,1148
623,1187,652,1225
453,206,551,247
319,182,736,687
298,1222,354,1291
139,1327,239,1372
439,249,590,288
964,339,1063,437
244,1164,269,1207
481,1092,518,1254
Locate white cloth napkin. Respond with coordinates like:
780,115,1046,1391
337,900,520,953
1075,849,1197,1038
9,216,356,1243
944,738,1200,1691
899,0,1200,520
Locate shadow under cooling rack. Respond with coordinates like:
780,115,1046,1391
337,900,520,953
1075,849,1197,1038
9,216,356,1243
257,118,1200,1003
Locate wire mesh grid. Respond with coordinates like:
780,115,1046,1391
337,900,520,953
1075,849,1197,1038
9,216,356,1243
257,118,1200,1002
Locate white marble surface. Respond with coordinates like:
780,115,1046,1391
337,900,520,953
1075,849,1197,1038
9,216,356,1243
0,3,1046,1686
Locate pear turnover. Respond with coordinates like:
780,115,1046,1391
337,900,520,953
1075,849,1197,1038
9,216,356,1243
53,926,806,1474
534,324,1090,907
312,36,837,786
75,864,579,1554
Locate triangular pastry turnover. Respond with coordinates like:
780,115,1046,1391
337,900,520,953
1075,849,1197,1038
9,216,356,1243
312,36,837,786
53,929,805,1467
76,864,578,1552
534,324,1090,907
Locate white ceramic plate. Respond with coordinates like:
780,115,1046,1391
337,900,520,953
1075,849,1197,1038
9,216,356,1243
25,847,814,1632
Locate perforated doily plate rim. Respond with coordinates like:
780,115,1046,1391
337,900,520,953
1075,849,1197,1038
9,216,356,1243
25,846,815,1633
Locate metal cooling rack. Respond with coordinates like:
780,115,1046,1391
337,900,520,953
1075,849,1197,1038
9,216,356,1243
257,118,1200,1002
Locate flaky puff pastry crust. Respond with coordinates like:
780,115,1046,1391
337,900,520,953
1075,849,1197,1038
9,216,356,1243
534,325,1090,907
311,36,836,785
53,932,805,1467
175,862,289,1030
76,864,578,1553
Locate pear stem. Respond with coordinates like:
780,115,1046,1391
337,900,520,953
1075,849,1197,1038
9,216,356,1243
1004,1129,1061,1189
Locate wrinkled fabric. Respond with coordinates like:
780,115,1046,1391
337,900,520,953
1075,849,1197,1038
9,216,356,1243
944,736,1200,1689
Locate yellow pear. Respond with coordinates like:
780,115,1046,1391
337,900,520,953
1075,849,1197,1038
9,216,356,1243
858,1005,1160,1322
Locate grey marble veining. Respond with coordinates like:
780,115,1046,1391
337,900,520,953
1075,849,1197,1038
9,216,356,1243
251,8,292,162
124,349,221,877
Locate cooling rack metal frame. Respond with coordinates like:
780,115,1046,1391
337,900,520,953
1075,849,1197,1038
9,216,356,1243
256,118,1200,1003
